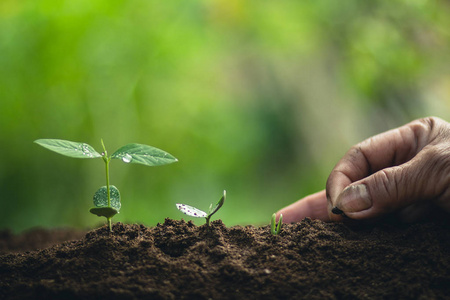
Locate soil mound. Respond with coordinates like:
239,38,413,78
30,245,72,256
1,218,450,299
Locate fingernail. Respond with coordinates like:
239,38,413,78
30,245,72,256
336,184,372,213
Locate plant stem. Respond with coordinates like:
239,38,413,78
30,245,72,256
101,139,111,207
105,158,111,207
101,139,113,232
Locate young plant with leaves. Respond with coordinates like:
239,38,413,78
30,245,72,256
176,190,226,226
34,139,178,231
271,213,283,235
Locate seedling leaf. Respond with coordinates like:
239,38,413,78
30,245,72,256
89,207,119,219
176,204,207,218
208,190,226,217
111,143,178,166
92,185,121,211
175,190,226,226
34,139,101,158
270,213,283,235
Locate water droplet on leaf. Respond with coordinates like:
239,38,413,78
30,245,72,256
79,143,93,157
122,154,132,163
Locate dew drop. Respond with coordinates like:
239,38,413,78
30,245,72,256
80,144,93,157
122,154,132,163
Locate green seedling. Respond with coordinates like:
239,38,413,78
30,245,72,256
176,190,226,226
271,213,283,235
34,138,177,231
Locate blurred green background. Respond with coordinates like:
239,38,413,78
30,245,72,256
1,0,449,232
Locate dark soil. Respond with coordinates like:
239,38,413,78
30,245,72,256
0,228,86,255
1,218,450,299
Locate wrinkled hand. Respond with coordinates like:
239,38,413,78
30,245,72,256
278,117,450,223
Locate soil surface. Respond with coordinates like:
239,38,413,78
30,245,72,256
1,218,450,299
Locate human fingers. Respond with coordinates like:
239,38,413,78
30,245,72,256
328,117,450,219
276,190,330,223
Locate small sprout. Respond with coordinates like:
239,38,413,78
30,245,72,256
34,138,177,231
176,190,226,226
271,213,283,235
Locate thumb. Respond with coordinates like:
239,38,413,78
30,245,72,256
333,149,447,219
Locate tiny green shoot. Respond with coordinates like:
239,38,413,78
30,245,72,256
34,138,177,231
176,190,226,226
271,213,283,235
